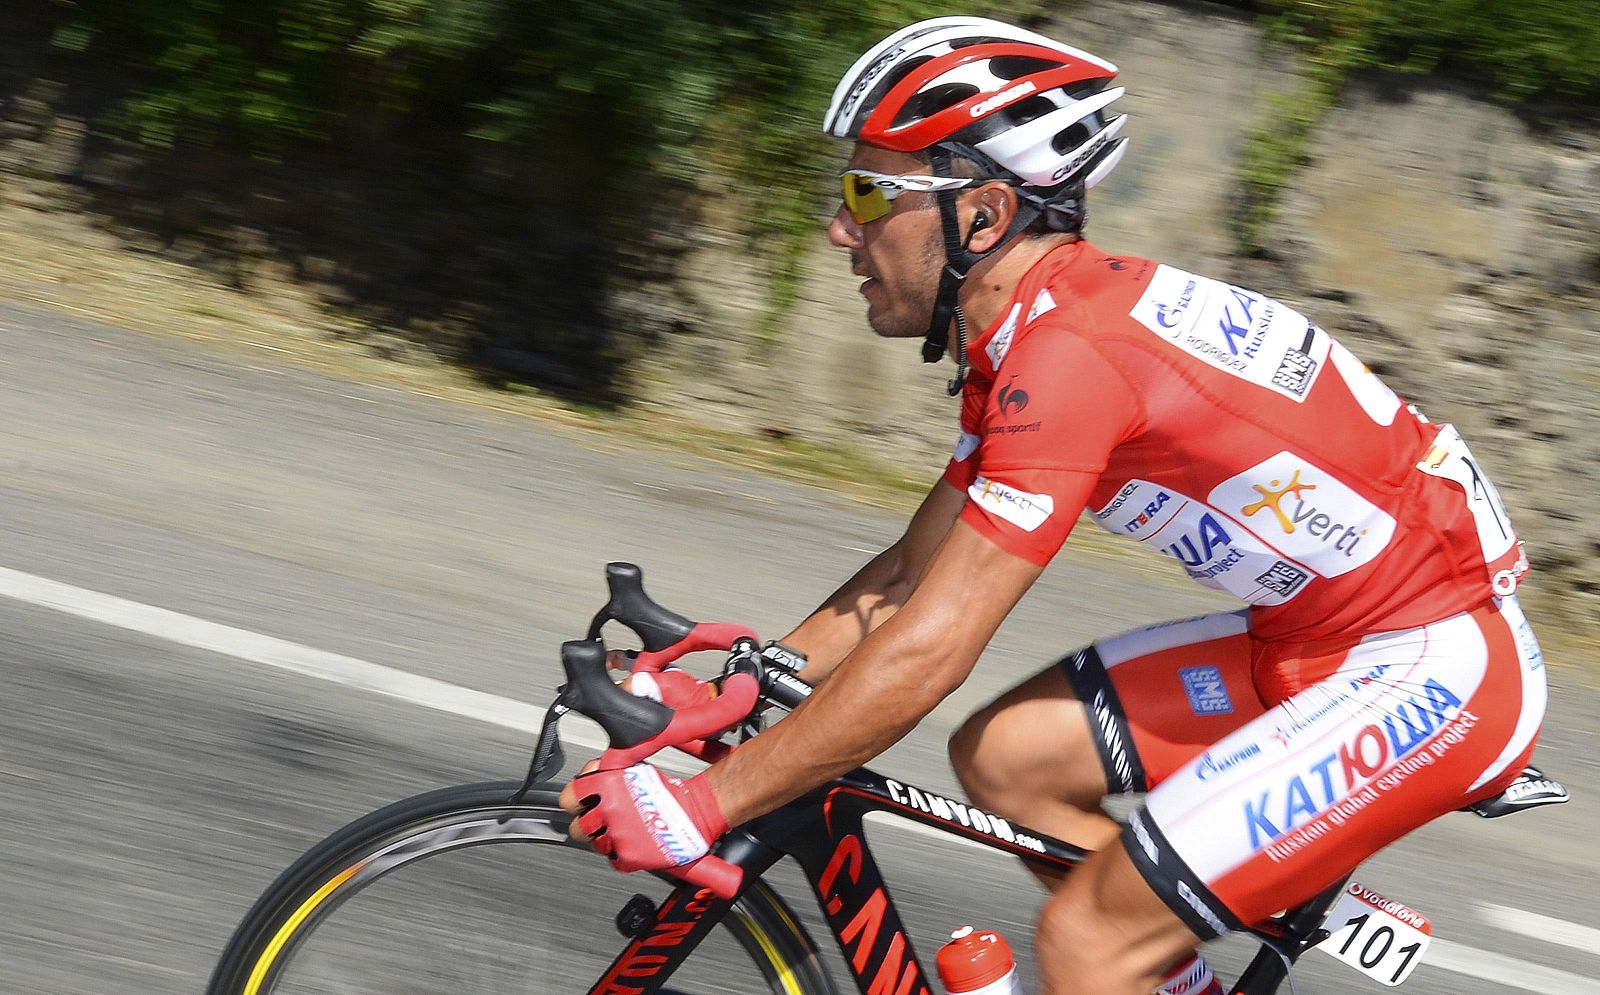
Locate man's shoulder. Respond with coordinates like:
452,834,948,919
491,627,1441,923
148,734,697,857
1022,240,1167,330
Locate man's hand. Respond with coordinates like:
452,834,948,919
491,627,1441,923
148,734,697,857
625,667,719,712
560,764,731,874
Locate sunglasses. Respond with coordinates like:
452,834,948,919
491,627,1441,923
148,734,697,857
838,169,979,224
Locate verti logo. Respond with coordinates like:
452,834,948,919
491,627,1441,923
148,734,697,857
997,378,1029,416
1240,470,1317,533
969,475,1053,532
1238,467,1367,554
1209,453,1396,578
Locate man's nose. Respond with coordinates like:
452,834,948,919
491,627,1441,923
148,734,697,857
827,204,862,249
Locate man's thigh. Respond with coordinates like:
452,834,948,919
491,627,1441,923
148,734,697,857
1061,610,1266,795
1124,598,1546,935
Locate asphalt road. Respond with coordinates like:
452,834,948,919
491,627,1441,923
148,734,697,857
1,303,1596,994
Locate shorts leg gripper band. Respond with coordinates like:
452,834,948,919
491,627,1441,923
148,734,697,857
1059,646,1147,794
1121,808,1244,941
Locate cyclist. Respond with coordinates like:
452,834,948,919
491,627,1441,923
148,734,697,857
562,17,1548,995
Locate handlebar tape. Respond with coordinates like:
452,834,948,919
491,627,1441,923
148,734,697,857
671,853,744,900
600,672,759,769
631,621,760,673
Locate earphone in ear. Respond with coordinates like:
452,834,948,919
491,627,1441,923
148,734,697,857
970,213,992,233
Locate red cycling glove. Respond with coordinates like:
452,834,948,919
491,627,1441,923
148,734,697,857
626,667,719,712
573,764,731,874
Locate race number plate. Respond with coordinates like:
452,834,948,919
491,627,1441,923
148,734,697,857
1313,881,1431,987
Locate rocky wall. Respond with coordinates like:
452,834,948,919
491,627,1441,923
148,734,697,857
1258,78,1600,635
647,0,1599,636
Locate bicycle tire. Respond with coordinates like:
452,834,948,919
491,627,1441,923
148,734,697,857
207,781,837,995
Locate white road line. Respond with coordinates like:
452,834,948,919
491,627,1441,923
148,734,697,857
0,565,611,761
1427,937,1600,994
1479,902,1600,954
0,563,1592,990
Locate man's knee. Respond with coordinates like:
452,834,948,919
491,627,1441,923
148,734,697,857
948,705,1005,804
1036,848,1203,994
1037,888,1140,990
947,665,1111,814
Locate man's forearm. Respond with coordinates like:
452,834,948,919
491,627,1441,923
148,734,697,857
708,604,968,824
778,480,967,685
778,544,917,684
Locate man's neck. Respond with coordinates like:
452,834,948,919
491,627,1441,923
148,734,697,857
957,233,1079,332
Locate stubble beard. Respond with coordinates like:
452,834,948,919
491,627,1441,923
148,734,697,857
866,237,944,340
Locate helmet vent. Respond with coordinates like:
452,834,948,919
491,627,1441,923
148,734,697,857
1063,80,1106,101
1006,95,1056,126
988,55,1057,80
876,55,935,101
1051,121,1094,155
897,83,980,126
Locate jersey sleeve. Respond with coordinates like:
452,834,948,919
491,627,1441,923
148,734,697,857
940,378,988,492
960,328,1142,565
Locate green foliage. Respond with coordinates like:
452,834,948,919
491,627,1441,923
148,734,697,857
49,0,1045,376
1232,0,1600,255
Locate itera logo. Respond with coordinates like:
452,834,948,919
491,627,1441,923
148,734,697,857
1210,453,1395,578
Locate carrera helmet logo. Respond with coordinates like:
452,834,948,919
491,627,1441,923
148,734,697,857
1051,130,1111,182
970,80,1037,117
839,45,907,120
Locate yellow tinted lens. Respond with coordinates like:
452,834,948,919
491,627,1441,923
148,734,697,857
841,173,891,223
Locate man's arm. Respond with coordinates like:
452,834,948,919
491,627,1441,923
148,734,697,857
704,517,1044,825
777,478,966,684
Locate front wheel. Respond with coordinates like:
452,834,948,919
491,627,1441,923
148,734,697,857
207,781,837,995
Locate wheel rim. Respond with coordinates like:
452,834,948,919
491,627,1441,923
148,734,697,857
239,804,821,995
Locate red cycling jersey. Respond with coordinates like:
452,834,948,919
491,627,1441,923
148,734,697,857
942,240,1527,695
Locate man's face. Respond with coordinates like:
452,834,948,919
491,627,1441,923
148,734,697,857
828,145,947,340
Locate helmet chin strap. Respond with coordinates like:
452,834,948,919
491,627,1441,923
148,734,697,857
923,145,1040,396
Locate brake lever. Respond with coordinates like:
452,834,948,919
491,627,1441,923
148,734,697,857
587,563,695,651
504,694,572,812
588,563,758,671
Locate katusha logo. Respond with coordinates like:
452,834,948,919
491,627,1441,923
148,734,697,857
1210,454,1395,577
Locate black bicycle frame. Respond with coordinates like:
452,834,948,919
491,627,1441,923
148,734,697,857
580,763,1344,995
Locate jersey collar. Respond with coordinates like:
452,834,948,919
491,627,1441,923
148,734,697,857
962,240,1086,381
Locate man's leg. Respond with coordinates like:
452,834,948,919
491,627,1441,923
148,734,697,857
1036,845,1214,995
948,665,1122,869
1030,597,1547,994
949,611,1263,870
949,611,1263,992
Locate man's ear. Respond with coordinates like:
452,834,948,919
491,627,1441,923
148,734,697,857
967,183,1017,253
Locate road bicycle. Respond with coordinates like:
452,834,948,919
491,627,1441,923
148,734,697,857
207,563,1569,995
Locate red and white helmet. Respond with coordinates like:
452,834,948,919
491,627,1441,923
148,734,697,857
824,16,1127,192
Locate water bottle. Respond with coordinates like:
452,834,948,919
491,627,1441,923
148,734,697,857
936,926,1024,995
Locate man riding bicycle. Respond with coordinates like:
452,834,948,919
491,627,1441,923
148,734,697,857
562,17,1548,995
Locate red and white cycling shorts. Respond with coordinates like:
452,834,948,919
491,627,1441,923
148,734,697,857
1060,596,1547,937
